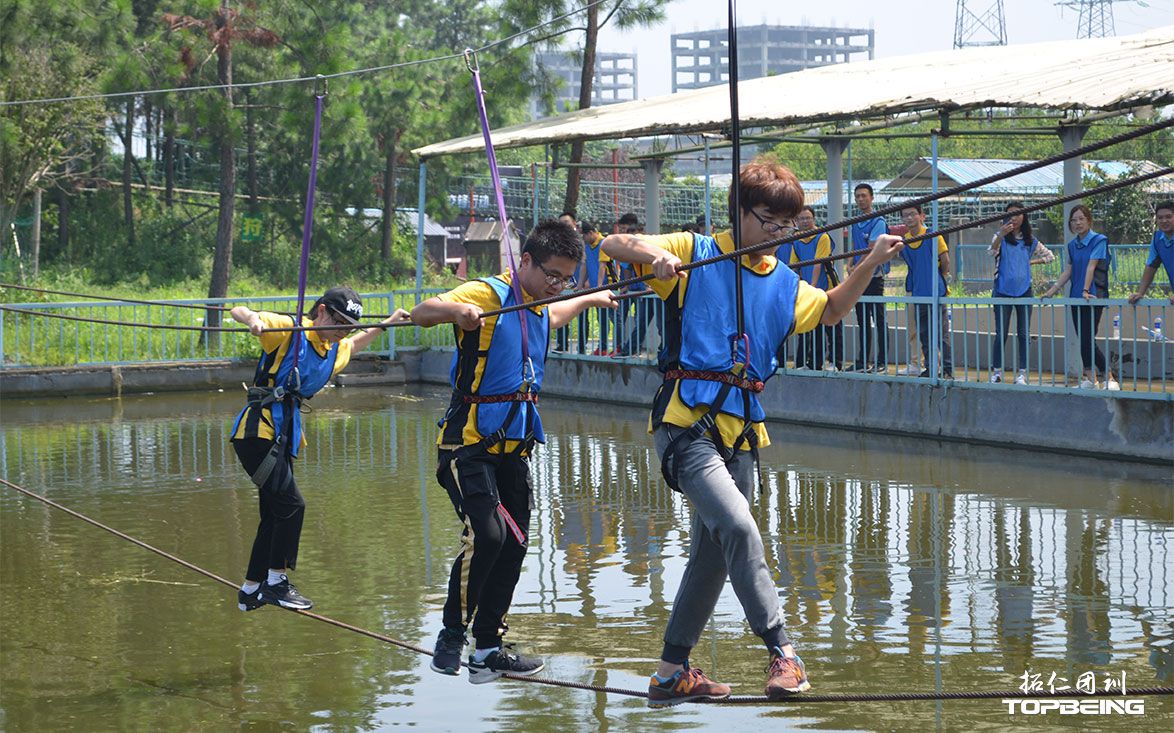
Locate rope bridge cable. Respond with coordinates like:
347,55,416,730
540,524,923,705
0,282,406,321
3,163,1166,336
0,0,617,108
2,476,1171,704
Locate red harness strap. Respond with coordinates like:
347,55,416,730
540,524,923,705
461,392,540,405
664,369,764,394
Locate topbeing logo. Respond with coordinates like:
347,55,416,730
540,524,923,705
1002,699,1145,716
345,299,363,318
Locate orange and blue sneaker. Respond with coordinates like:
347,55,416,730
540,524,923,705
765,650,811,699
647,664,731,708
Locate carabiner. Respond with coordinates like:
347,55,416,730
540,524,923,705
463,48,479,74
313,74,327,98
520,357,536,391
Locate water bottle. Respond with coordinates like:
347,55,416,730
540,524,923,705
1155,316,1164,342
946,308,953,332
1112,314,1120,340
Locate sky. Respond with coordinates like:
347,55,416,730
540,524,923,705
592,0,1174,99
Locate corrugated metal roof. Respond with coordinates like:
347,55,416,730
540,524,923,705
414,26,1174,158
885,158,1171,192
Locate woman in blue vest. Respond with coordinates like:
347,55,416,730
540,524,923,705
1128,200,1174,305
1043,205,1119,390
988,203,1054,384
230,288,409,612
411,220,614,684
601,160,906,706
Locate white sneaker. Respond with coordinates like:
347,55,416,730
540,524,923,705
989,372,1002,384
1079,378,1095,389
1106,379,1121,391
823,364,839,373
1014,371,1028,386
897,364,922,376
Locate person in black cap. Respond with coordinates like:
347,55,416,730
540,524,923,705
228,287,409,612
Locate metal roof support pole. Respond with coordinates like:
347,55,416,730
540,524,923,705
1058,123,1090,380
930,131,941,384
641,158,665,233
821,138,849,238
703,137,713,234
416,161,426,338
1059,124,1090,237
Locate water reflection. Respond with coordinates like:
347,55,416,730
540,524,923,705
0,388,1170,731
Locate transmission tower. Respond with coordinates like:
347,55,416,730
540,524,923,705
954,1,1007,48
1055,1,1137,38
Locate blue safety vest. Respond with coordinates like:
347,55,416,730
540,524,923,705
901,234,948,297
231,322,340,458
851,216,890,276
993,235,1036,297
793,234,833,289
1148,229,1174,285
670,234,798,422
1066,231,1110,298
447,275,549,444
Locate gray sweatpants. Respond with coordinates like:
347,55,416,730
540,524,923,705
655,425,790,664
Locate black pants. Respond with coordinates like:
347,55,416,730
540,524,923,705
853,277,888,369
915,303,953,374
795,327,824,369
233,438,306,582
992,297,1032,371
437,447,533,649
1070,303,1107,377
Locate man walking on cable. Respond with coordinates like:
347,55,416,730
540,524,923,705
412,220,614,683
602,159,905,706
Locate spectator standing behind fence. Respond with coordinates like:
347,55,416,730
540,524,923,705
554,211,580,353
1043,205,1119,390
899,205,953,379
577,222,611,353
988,203,1055,385
1128,200,1174,306
845,184,890,373
791,207,837,371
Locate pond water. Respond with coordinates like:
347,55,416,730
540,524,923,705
1,386,1170,731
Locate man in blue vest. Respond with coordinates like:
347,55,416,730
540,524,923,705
602,160,905,706
845,183,890,372
1128,200,1174,305
899,204,953,378
411,220,614,684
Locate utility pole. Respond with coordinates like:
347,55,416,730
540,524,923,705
954,1,1007,48
1055,1,1143,39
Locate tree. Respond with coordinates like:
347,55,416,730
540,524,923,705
506,0,669,214
0,46,105,280
162,2,278,336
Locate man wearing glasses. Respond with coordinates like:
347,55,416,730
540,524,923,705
602,160,905,706
411,219,615,684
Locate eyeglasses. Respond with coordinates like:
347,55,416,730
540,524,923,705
749,208,796,235
326,309,357,332
537,262,577,289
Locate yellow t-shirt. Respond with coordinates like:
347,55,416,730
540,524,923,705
232,312,354,448
635,231,828,449
906,226,949,256
434,273,545,454
790,233,834,287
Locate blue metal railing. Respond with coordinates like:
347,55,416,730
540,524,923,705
955,244,1154,287
4,290,1170,399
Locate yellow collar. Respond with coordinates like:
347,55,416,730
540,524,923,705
716,230,778,274
303,317,333,355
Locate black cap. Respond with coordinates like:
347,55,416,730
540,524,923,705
320,286,363,325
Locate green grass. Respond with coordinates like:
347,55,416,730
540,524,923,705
1,266,465,367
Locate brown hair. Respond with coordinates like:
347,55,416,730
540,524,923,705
728,160,804,221
1068,204,1094,224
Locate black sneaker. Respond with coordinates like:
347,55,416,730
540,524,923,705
430,627,468,676
467,646,544,684
237,586,265,612
260,575,313,610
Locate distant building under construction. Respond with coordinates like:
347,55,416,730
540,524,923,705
671,24,875,93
